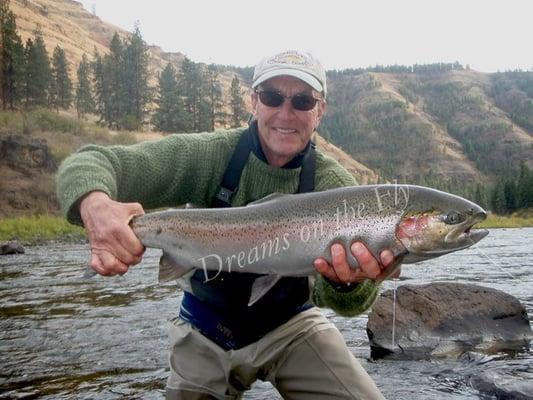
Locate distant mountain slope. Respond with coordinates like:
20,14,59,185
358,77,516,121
321,70,533,182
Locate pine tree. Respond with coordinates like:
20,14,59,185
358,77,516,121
503,178,517,213
516,162,533,209
152,62,190,132
24,29,50,108
105,32,126,128
0,0,25,110
92,48,112,125
204,64,226,130
490,179,507,214
75,53,94,118
122,24,151,130
229,75,247,128
49,45,72,111
179,57,205,132
472,183,487,210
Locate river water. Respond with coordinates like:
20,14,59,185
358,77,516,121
1,228,532,399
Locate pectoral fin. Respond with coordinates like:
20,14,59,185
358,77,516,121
158,252,193,282
248,275,282,306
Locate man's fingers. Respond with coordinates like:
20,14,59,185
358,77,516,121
114,226,145,259
380,249,394,268
351,242,380,279
313,258,332,278
90,253,109,276
92,249,129,275
332,243,355,282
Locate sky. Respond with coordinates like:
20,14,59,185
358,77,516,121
78,0,533,73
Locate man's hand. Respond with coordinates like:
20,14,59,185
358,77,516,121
313,242,401,285
80,191,145,276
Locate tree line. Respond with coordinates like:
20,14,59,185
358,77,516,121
0,0,248,131
328,62,465,78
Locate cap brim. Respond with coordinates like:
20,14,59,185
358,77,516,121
252,68,323,92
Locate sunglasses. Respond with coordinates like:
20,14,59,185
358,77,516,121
255,90,322,111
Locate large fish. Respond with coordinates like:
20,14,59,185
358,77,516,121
131,184,488,304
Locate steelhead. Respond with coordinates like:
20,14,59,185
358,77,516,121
131,184,488,305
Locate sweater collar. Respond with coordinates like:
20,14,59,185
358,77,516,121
249,120,312,170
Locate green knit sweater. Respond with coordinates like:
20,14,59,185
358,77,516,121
56,127,380,316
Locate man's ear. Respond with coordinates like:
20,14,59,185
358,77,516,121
316,100,327,125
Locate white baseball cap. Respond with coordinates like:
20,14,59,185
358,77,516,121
252,50,327,96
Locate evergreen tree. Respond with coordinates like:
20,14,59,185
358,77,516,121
152,62,189,132
75,53,94,118
503,178,517,213
472,183,487,210
229,75,247,128
49,45,72,110
490,179,506,214
179,57,205,132
204,64,226,130
0,0,25,109
24,30,51,108
122,24,151,130
105,32,126,128
92,48,112,125
516,162,533,209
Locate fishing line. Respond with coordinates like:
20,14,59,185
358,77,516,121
468,237,516,279
391,277,398,351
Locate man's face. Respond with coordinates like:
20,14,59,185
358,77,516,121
251,76,326,167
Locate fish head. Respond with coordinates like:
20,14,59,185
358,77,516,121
396,187,489,261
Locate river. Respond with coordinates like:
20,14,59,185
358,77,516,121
1,228,532,399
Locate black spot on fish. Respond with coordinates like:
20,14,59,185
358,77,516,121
156,227,162,235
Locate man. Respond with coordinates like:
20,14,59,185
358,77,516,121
57,50,398,399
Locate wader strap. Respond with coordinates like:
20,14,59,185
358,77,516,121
211,128,253,208
298,141,316,194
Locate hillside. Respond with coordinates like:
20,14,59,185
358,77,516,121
321,69,533,183
5,0,533,196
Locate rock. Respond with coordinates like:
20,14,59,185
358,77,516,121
469,369,533,400
0,134,57,174
367,282,532,360
0,242,25,255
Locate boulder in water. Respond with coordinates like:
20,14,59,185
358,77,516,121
367,282,532,360
0,242,25,255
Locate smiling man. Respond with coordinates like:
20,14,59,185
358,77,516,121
57,50,398,399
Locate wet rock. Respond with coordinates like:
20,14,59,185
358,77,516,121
0,242,25,255
469,369,533,400
367,282,532,360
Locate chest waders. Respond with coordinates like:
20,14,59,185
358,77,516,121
180,121,316,350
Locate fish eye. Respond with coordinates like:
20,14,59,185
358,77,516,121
443,211,465,225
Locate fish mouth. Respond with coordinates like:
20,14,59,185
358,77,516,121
445,212,489,245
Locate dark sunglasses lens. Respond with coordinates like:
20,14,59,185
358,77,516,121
259,91,284,107
291,94,317,111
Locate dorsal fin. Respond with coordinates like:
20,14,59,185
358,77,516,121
247,193,289,206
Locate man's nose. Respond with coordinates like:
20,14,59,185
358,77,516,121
277,98,296,118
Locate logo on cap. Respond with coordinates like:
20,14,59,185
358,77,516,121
267,51,314,67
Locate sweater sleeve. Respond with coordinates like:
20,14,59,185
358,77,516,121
311,155,381,316
56,130,240,225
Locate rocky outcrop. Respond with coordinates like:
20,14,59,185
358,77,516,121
367,283,532,360
0,135,58,215
0,242,25,255
0,134,57,174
